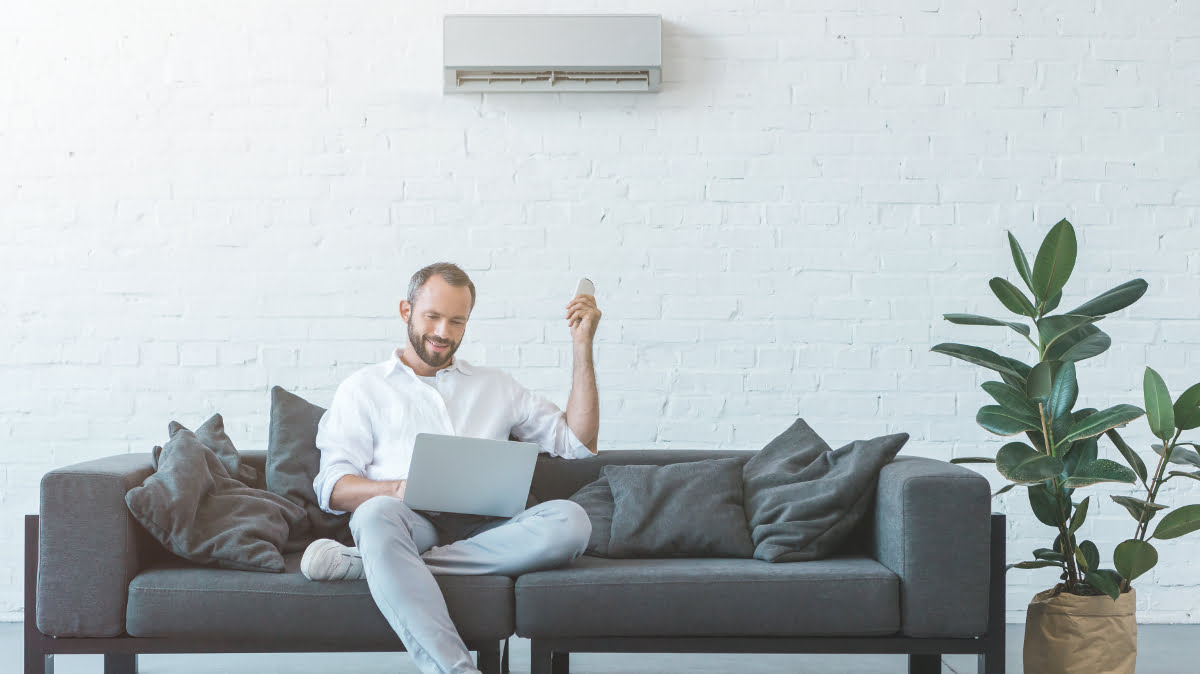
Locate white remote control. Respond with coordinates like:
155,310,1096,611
574,278,595,298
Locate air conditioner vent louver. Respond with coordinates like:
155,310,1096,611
444,15,662,94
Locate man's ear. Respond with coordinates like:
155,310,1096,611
399,300,411,324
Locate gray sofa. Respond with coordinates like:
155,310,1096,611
28,449,1004,674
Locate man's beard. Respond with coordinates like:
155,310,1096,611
408,322,459,368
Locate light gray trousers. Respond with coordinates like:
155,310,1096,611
349,496,591,674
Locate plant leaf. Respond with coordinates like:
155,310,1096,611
931,344,1027,380
1063,437,1099,478
1058,404,1146,446
1084,569,1123,600
1077,540,1100,573
978,405,1042,436
993,483,1018,497
1167,470,1200,483
1152,504,1200,540
1009,560,1063,570
1038,315,1102,355
1152,443,1200,468
1033,548,1068,563
944,313,1032,337
1106,429,1148,485
1043,324,1112,363
951,457,997,464
1047,361,1079,421
1173,382,1200,431
1069,279,1150,317
996,442,1064,483
1145,367,1176,443
1110,495,1167,523
1069,495,1090,534
1062,459,1137,488
1008,231,1036,295
1043,291,1062,314
1114,539,1158,583
1032,219,1077,306
981,381,1042,419
1028,482,1063,527
1026,360,1060,402
989,278,1038,318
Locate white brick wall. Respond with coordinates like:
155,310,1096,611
2,0,1199,623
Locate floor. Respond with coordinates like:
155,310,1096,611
4,623,1195,673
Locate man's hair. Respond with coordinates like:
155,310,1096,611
407,262,476,310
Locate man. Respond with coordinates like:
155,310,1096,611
302,262,601,674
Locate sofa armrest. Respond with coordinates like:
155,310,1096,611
38,453,156,637
872,455,992,638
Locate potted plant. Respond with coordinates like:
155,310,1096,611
932,219,1200,673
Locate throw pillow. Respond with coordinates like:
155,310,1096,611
192,413,259,487
567,475,614,557
127,422,308,572
742,419,909,562
604,458,755,558
265,386,351,548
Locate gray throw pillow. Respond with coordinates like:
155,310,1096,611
127,423,308,572
190,413,259,487
604,458,754,558
742,419,909,562
567,475,614,557
265,386,351,548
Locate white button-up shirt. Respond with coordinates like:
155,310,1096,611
313,347,594,515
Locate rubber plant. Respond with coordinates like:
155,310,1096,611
932,219,1152,599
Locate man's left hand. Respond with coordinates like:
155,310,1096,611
566,294,602,344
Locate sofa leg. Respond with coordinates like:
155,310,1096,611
909,653,939,674
530,641,552,674
501,637,510,674
979,643,1004,674
24,653,52,674
103,654,136,674
476,641,501,674
552,651,570,674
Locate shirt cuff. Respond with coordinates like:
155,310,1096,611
314,464,362,516
561,425,597,460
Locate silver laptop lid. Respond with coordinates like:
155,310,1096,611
403,433,540,518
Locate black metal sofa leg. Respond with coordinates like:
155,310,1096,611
24,653,52,674
104,654,136,674
909,653,940,674
476,642,501,674
552,651,570,674
530,641,552,674
501,637,510,674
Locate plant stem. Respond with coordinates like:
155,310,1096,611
1121,428,1184,593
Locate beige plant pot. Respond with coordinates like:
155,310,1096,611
1024,586,1137,674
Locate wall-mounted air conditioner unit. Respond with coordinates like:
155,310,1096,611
443,14,662,93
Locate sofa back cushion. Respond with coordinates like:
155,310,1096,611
530,450,753,504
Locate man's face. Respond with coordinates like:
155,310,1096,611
401,276,473,370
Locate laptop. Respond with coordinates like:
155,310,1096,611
402,433,540,518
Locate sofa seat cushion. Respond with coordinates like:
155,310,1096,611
126,552,514,644
515,555,899,639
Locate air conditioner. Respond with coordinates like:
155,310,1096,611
443,14,662,93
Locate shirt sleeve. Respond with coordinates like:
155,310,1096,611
510,378,596,460
313,378,376,515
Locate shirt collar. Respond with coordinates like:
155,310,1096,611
389,346,473,378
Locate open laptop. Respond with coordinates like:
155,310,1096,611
402,433,540,518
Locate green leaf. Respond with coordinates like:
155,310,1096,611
1029,482,1064,527
1008,231,1036,295
1038,315,1102,355
1106,429,1148,485
989,278,1038,318
1110,495,1167,523
1033,548,1068,563
1009,560,1063,570
1043,324,1112,363
1047,361,1079,421
1145,367,1176,443
1062,459,1137,488
1043,291,1062,314
931,344,1028,380
1167,470,1200,483
1063,437,1099,478
1152,504,1200,540
1026,360,1059,402
993,483,1018,497
1173,382,1200,431
1058,404,1146,446
1084,569,1123,600
1114,539,1158,583
978,405,1042,436
950,457,997,464
1032,219,1078,305
981,381,1042,419
1069,495,1090,534
1070,279,1149,317
1001,357,1033,381
996,442,1064,483
1077,539,1100,573
944,313,1032,337
1152,443,1200,468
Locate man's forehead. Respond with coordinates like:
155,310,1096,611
413,280,472,314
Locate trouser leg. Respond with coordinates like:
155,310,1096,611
422,500,591,576
350,495,479,674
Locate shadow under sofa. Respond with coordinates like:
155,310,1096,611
28,449,1004,674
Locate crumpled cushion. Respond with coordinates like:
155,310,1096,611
600,457,754,559
127,420,308,572
742,419,909,562
567,475,614,557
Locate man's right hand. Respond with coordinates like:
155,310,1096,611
393,479,408,500
330,474,410,513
